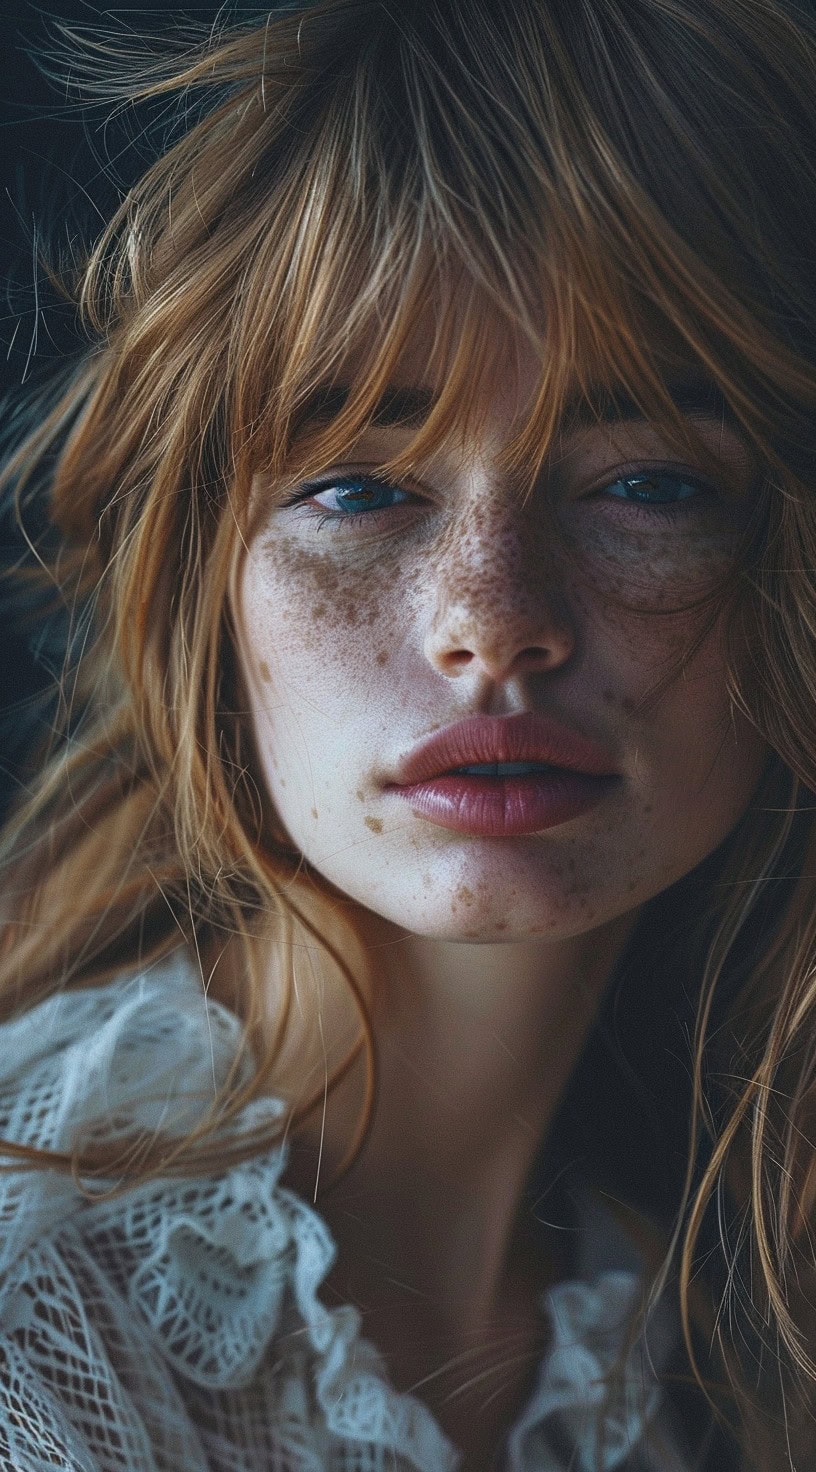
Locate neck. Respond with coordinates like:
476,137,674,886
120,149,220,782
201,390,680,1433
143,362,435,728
283,906,639,1337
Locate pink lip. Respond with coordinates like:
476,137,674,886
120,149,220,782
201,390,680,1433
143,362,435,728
390,712,618,786
385,713,620,837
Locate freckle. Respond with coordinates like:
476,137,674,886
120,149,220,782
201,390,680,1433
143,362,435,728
601,689,615,704
259,661,271,682
313,602,327,618
495,920,508,932
310,807,318,819
643,803,653,814
376,649,389,665
621,696,635,714
567,857,576,873
280,779,286,788
355,789,364,802
455,884,475,907
364,816,383,833
627,880,638,892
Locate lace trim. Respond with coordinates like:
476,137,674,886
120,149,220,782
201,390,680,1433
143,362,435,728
0,955,675,1471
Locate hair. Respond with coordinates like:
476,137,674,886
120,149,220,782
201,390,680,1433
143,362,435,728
3,0,816,1463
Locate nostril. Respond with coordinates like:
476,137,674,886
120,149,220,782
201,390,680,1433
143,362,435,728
425,596,577,682
520,646,546,662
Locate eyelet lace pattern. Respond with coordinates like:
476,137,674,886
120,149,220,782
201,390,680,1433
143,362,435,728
0,956,691,1471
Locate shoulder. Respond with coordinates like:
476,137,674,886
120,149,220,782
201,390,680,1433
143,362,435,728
0,959,455,1470
0,955,305,1469
0,950,240,1094
0,952,288,1267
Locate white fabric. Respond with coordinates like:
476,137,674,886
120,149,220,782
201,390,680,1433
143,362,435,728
0,954,693,1470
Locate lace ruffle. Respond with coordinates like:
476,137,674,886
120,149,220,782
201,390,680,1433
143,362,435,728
0,955,680,1471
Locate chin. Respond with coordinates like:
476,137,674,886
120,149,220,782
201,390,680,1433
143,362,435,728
361,889,607,944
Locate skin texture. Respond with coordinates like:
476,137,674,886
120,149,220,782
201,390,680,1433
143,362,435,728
230,345,768,1465
238,373,764,947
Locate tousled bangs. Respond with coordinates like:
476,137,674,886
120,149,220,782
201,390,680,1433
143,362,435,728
143,0,816,537
39,0,816,559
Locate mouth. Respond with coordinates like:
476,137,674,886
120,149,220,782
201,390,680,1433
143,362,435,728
444,761,560,776
385,713,619,836
390,711,618,781
387,763,619,837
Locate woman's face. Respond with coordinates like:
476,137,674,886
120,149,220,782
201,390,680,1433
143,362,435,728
233,347,768,942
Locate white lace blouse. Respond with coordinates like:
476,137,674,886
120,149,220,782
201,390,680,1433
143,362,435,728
0,954,696,1471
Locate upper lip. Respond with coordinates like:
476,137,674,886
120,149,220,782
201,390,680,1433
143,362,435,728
389,713,619,785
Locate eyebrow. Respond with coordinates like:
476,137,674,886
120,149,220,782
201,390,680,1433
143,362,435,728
295,374,734,435
295,383,436,430
561,376,735,432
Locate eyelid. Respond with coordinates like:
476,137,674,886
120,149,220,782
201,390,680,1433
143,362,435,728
280,466,431,509
580,461,720,499
279,459,726,524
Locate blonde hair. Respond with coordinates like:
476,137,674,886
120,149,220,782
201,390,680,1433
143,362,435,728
3,0,816,1462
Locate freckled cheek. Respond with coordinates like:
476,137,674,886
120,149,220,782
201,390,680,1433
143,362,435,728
588,612,765,852
236,548,402,800
565,568,709,693
561,513,742,611
583,597,729,742
564,537,764,791
240,538,393,668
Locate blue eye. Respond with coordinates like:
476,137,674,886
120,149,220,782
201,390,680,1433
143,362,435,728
300,475,411,517
603,472,707,506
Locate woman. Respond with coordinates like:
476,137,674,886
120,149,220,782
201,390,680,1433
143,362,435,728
1,0,815,1466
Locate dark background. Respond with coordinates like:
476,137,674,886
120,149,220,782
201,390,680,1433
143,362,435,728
0,2,227,818
1,2,232,387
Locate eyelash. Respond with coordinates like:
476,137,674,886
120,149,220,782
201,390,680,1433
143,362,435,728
279,474,415,532
279,468,717,532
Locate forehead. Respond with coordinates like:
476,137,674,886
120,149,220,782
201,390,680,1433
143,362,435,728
298,294,732,428
296,364,737,445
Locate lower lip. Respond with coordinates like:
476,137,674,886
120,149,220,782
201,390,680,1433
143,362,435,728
387,771,619,836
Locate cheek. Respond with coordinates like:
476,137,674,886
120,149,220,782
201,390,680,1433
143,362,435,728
590,597,767,866
235,540,399,818
562,507,744,611
567,531,765,793
241,534,394,663
565,506,738,696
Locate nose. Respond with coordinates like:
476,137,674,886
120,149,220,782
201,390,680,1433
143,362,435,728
422,502,576,684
